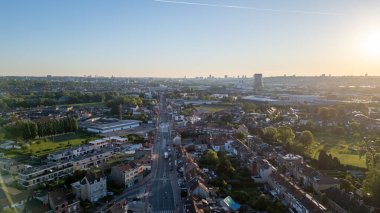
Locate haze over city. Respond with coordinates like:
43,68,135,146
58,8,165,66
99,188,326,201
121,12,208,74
1,0,380,77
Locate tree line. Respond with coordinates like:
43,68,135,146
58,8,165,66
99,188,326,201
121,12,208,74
4,117,78,140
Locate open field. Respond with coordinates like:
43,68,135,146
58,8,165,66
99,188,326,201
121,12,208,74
195,104,231,113
1,132,98,158
302,132,366,168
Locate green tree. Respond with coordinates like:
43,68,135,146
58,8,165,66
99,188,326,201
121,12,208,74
202,150,219,168
299,130,314,144
318,107,330,124
217,153,235,178
275,126,295,144
263,127,278,141
363,169,380,203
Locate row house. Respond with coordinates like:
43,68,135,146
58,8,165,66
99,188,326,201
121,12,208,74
252,158,277,183
47,145,94,162
276,153,304,171
47,136,126,162
88,136,127,149
188,177,210,199
268,172,327,213
293,163,340,194
323,187,372,213
110,161,144,188
193,125,234,135
18,162,73,189
72,149,113,170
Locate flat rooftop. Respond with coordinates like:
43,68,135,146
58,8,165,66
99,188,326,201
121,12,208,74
88,120,141,130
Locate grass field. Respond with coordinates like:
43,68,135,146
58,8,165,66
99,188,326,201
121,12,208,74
302,132,366,168
195,104,231,113
1,132,97,158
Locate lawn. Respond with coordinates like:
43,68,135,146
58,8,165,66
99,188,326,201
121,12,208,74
1,132,97,158
195,104,231,113
302,132,366,168
29,133,97,156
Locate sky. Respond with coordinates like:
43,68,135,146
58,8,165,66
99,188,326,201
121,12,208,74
0,0,380,78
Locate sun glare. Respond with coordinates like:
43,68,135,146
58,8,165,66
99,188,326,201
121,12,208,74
363,31,380,58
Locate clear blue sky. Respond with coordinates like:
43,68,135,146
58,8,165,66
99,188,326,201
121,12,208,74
1,0,379,77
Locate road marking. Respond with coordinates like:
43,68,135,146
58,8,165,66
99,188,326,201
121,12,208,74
152,210,175,213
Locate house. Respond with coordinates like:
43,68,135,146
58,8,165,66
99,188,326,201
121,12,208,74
293,164,340,194
48,190,80,213
253,159,277,183
18,162,73,189
323,187,372,213
0,158,26,175
110,161,144,188
104,198,128,213
268,172,327,213
277,153,304,171
184,161,201,181
71,172,107,203
188,177,209,199
224,140,238,156
0,188,29,211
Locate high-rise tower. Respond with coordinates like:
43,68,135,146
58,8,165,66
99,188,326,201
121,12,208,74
253,73,263,91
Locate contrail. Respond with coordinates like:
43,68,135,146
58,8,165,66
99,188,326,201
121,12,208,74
153,0,343,16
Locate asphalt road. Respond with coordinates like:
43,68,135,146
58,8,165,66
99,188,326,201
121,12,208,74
148,93,176,213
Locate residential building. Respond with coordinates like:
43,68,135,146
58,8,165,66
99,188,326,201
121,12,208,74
72,149,113,170
72,172,107,203
0,158,26,175
277,153,304,171
293,164,340,194
268,172,327,213
323,187,372,213
0,189,28,211
48,190,80,213
18,162,73,189
253,158,277,183
110,161,144,188
188,178,209,199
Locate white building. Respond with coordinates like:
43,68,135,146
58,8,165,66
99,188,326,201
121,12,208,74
72,173,107,203
253,159,277,183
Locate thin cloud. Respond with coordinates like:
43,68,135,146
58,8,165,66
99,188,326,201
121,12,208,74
153,0,343,16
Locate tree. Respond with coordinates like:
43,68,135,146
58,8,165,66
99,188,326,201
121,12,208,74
363,169,380,203
299,130,314,145
0,132,4,142
202,150,219,168
263,127,277,141
217,153,235,178
234,132,247,140
318,107,330,124
275,126,295,144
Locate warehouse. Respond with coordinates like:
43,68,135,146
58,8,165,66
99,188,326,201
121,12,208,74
87,120,141,133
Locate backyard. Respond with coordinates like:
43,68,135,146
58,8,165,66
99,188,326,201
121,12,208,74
301,132,366,168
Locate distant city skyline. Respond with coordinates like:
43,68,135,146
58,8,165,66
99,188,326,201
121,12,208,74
1,0,380,77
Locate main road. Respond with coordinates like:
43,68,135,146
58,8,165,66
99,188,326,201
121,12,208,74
148,93,178,213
